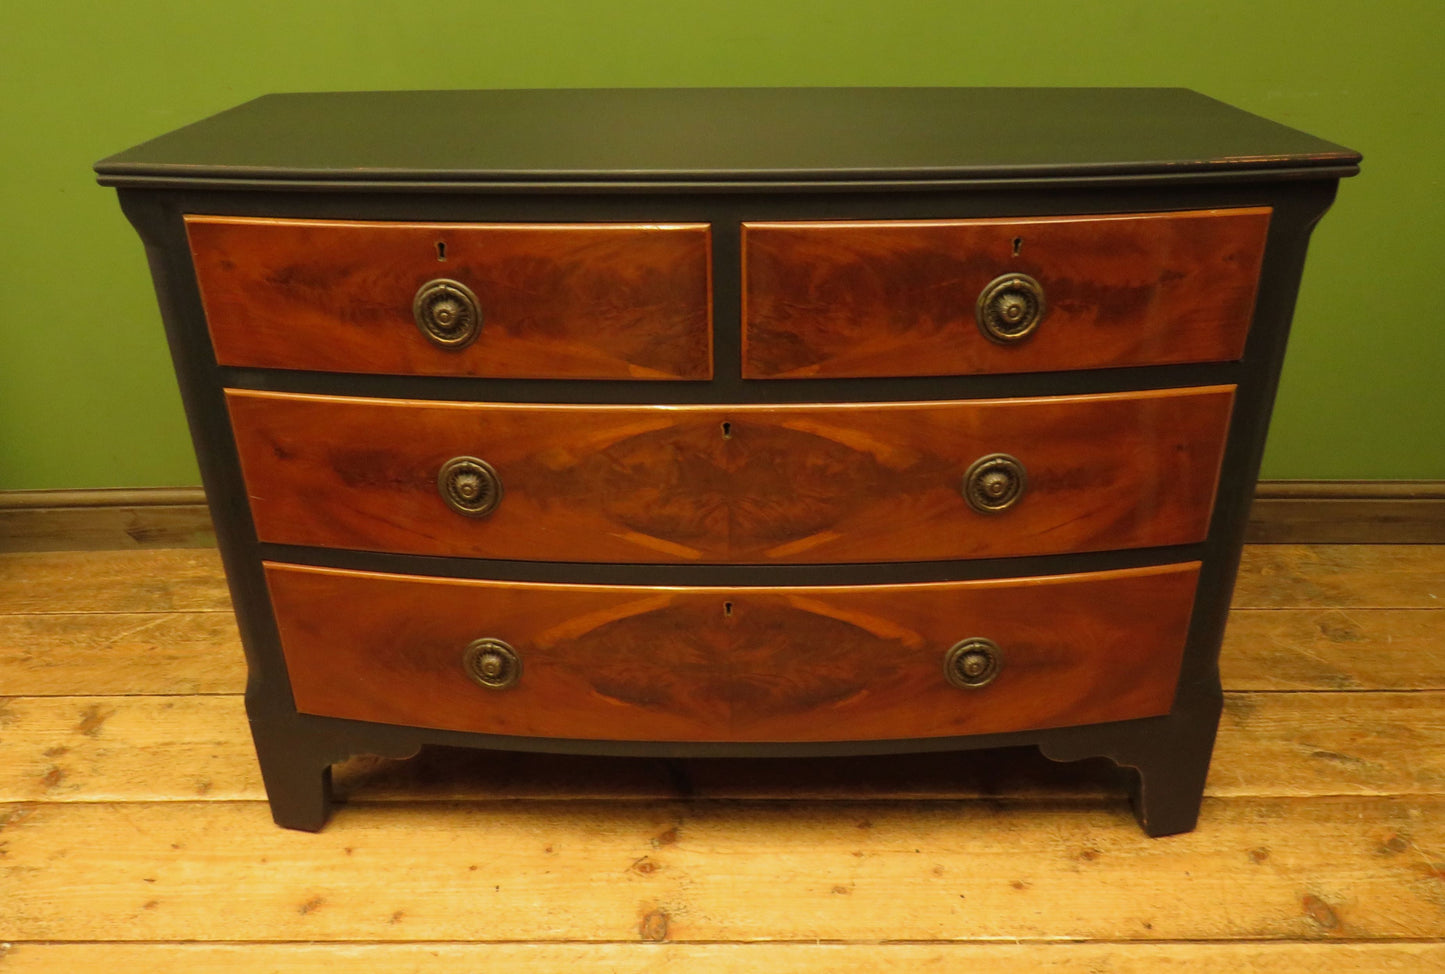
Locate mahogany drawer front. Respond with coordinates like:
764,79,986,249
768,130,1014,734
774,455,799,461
267,561,1200,742
742,207,1270,378
228,386,1233,564
186,216,713,380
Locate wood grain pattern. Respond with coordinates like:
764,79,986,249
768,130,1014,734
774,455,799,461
5,689,1445,804
186,216,712,380
9,479,1441,555
264,561,1198,741
742,208,1270,378
0,546,1441,962
1234,545,1445,609
3,943,1442,974
0,548,230,614
2,798,1440,942
0,504,217,551
9,607,1441,698
1221,609,1445,691
0,487,215,552
6,549,1440,698
0,695,258,802
1247,481,1445,544
227,387,1234,563
0,612,244,695
1209,691,1445,797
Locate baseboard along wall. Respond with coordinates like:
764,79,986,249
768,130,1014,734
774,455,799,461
2,482,1443,553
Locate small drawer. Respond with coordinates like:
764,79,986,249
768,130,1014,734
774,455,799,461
266,561,1200,742
227,387,1233,563
742,208,1270,378
186,216,712,380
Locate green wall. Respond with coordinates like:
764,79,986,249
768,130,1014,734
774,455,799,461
2,0,1440,489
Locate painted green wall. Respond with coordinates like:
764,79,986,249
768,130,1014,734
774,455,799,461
1,0,1440,489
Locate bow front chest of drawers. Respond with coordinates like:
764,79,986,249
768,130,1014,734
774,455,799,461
97,88,1358,835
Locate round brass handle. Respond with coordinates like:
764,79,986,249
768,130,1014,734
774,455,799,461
463,637,521,690
962,453,1027,514
414,278,482,349
944,638,1003,689
438,456,502,518
976,273,1046,344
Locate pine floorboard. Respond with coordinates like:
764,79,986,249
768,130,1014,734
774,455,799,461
1,545,1443,969
2,942,1443,973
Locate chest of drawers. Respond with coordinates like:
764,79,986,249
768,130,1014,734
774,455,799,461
97,88,1358,836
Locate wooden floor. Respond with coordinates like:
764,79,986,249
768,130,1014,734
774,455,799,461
1,545,1443,971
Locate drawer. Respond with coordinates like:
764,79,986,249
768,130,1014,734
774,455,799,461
266,561,1200,742
742,208,1270,378
186,216,713,379
228,387,1233,563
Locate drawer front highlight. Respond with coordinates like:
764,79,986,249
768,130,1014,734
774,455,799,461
228,387,1233,563
187,216,712,379
267,561,1200,742
743,208,1269,378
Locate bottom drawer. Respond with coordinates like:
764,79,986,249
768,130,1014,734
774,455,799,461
265,561,1200,742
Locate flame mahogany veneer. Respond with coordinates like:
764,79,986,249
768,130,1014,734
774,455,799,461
268,562,1201,742
98,88,1358,836
227,387,1233,563
188,216,713,380
742,209,1270,378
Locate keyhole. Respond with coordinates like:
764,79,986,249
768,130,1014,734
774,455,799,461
721,421,732,439
1012,237,1023,257
436,241,447,261
723,601,733,617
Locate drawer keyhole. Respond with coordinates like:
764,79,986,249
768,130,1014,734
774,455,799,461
436,241,447,261
721,421,732,439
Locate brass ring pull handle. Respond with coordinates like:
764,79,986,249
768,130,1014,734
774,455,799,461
976,273,1046,344
962,453,1027,514
413,278,482,349
462,638,521,690
944,637,1003,689
438,456,502,517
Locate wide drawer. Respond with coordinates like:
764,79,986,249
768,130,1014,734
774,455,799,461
266,561,1200,742
186,216,713,379
742,208,1270,378
228,387,1233,563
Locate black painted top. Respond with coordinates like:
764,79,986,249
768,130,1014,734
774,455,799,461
95,87,1359,188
